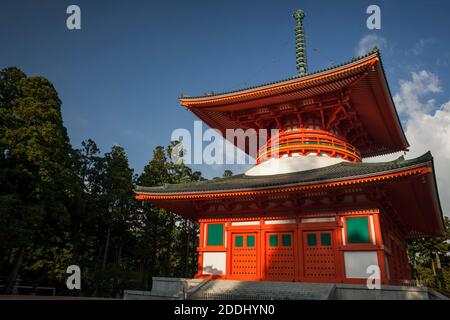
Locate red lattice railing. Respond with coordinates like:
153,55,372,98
257,129,361,164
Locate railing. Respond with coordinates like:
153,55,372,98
257,129,361,164
184,277,213,300
0,284,56,296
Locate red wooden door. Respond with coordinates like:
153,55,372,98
231,233,258,279
302,230,337,282
265,232,295,281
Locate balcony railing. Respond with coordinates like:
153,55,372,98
257,129,361,164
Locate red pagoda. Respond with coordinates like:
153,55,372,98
135,10,445,285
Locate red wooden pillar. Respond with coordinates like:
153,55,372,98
259,218,266,281
336,215,346,283
195,220,205,278
333,215,344,283
293,215,300,282
225,220,231,279
372,212,389,285
296,216,304,282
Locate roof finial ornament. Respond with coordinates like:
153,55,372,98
293,9,308,76
371,46,380,54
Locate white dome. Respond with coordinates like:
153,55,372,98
245,155,348,176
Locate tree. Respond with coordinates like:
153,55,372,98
0,67,80,293
0,66,205,298
92,145,135,296
223,169,233,178
408,216,450,292
134,144,202,287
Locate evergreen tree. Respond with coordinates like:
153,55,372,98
408,216,450,291
0,67,80,293
223,169,233,178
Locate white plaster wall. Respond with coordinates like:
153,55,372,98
202,252,226,275
265,219,296,225
301,217,336,223
245,155,347,176
344,251,379,279
231,221,260,226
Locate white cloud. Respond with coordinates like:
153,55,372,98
393,70,441,114
367,70,450,216
355,34,387,56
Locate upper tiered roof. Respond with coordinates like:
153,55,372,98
180,49,408,158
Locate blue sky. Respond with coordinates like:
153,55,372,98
1,0,450,183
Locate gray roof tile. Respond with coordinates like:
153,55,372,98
135,152,432,195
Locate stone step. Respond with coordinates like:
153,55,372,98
124,278,447,300
189,280,334,300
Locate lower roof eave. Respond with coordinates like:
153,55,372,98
134,162,432,199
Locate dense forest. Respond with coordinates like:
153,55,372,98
0,67,449,297
0,67,207,297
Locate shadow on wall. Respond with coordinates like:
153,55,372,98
202,265,223,275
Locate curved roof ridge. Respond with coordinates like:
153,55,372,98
180,48,381,101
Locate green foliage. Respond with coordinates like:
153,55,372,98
222,170,233,178
134,143,200,286
407,216,450,293
0,67,80,293
0,67,202,297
